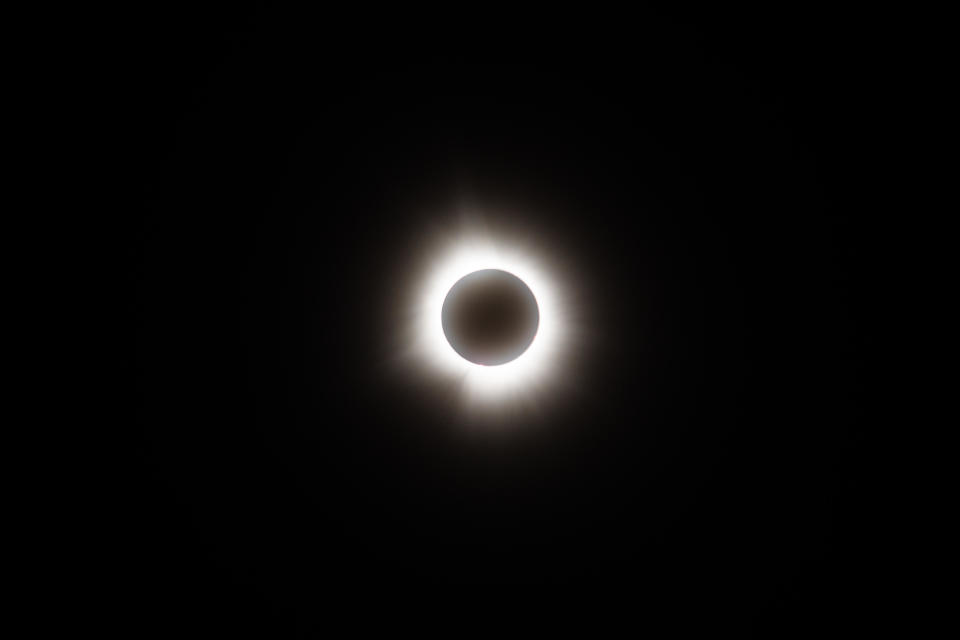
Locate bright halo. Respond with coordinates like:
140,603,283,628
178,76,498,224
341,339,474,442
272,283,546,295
403,218,576,411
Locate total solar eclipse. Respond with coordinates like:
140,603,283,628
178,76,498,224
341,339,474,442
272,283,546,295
403,221,573,411
441,269,540,366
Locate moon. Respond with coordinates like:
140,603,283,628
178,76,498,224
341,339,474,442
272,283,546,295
441,269,540,366
400,221,575,412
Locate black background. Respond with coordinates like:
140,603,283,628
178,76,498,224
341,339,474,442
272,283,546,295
119,9,888,636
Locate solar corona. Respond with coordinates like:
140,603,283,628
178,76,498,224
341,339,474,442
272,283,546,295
401,220,576,411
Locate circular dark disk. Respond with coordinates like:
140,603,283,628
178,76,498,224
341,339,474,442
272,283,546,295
441,269,540,366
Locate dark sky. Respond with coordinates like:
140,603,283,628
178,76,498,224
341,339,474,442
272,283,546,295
121,9,886,636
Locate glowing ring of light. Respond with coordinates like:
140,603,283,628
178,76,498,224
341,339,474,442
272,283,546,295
409,229,572,407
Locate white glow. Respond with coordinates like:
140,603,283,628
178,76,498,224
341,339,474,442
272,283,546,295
402,217,577,413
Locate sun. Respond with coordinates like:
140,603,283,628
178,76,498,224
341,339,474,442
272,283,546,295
399,215,577,413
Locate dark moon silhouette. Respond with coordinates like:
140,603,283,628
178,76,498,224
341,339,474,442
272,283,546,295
441,269,540,366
